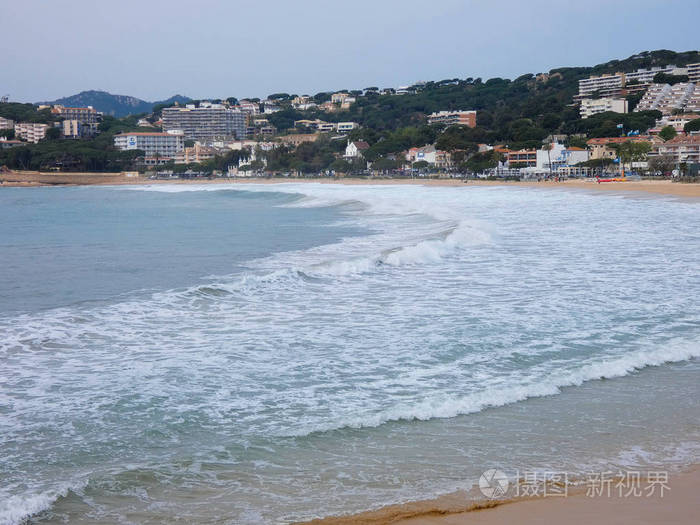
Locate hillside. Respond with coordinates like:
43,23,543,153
41,90,191,117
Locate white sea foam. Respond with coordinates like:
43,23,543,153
2,183,699,525
0,481,86,525
287,338,700,436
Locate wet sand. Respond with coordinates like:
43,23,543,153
300,467,699,525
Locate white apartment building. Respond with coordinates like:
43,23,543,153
635,82,698,115
162,103,246,140
688,63,700,83
337,122,358,133
654,114,700,132
0,116,14,130
113,131,184,158
580,98,628,118
536,143,589,170
578,73,625,98
14,122,49,143
651,134,700,164
625,65,687,84
427,110,477,128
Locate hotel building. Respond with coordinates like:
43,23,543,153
113,131,184,158
162,103,246,140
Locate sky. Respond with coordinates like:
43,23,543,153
2,0,700,103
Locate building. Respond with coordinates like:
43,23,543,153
331,92,350,104
586,136,659,160
688,63,700,83
345,141,370,158
14,123,49,143
174,143,219,164
406,145,452,168
337,122,358,133
162,103,245,140
653,114,700,133
113,131,184,158
624,65,687,84
577,73,625,98
237,100,260,115
536,143,589,170
507,149,537,168
634,82,698,115
276,134,319,147
651,134,700,164
52,105,99,124
580,98,628,118
0,139,23,149
0,117,14,130
427,110,477,128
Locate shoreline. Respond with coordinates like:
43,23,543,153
1,171,700,198
298,466,700,525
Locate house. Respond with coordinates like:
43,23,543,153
345,141,370,158
536,143,589,170
406,145,452,168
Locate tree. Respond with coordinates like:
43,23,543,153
684,119,700,133
615,141,651,173
330,159,351,173
45,127,61,140
658,125,677,141
412,160,430,170
0,128,14,139
542,142,553,177
647,154,676,176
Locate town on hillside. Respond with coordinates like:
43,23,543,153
1,51,700,181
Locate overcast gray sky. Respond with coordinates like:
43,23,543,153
3,0,699,103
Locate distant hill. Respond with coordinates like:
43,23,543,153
41,90,192,117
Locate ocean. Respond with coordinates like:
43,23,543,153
1,183,698,524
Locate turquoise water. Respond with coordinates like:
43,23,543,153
0,183,698,524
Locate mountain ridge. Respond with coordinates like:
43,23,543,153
40,90,192,117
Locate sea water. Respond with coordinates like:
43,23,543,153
0,183,698,524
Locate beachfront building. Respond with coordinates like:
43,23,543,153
536,143,589,170
14,122,49,143
406,145,452,168
507,149,537,168
345,141,370,159
651,134,700,164
113,131,184,159
427,110,477,128
162,103,246,140
586,136,659,161
579,98,628,118
174,143,219,164
0,117,14,130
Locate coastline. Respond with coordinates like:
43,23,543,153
2,170,700,198
298,466,700,525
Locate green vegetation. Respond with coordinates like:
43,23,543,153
652,72,689,85
658,125,677,141
0,103,57,124
684,119,700,133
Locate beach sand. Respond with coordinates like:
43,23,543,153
300,468,699,525
2,171,700,198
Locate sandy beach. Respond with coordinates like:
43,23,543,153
300,467,699,525
2,170,700,198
